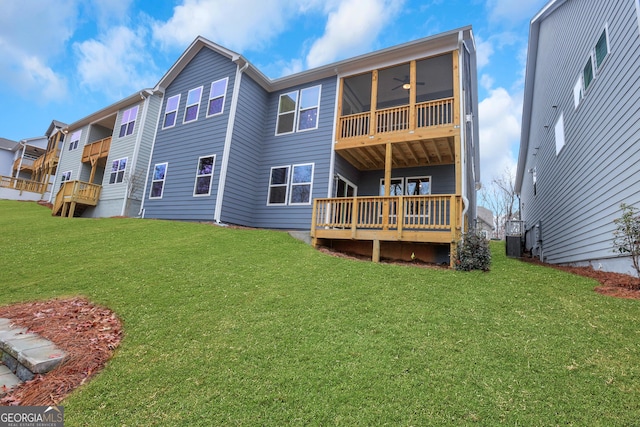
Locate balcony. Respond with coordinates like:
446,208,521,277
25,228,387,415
12,157,36,173
312,195,461,244
0,176,48,194
82,137,111,164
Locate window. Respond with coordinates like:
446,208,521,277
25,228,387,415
267,166,290,205
150,163,168,199
184,87,203,123
276,91,298,135
119,106,139,137
193,155,215,196
297,86,321,131
275,85,321,135
583,57,594,91
532,167,537,196
60,171,71,188
573,76,583,109
207,78,228,117
379,178,404,196
163,95,180,128
290,163,314,204
406,177,431,195
555,112,565,155
68,130,81,151
109,158,127,184
595,28,609,69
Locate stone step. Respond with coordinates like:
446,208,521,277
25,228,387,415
0,318,66,382
0,364,22,397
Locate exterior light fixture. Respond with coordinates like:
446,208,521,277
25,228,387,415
402,83,411,90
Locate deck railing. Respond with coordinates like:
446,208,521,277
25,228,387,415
313,195,457,234
52,180,101,216
82,137,111,163
338,97,454,139
0,176,48,194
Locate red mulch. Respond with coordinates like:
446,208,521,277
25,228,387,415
0,297,122,406
520,257,640,299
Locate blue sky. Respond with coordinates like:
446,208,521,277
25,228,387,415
0,0,548,184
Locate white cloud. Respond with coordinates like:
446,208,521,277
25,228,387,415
486,0,548,26
0,0,77,100
475,36,494,70
305,0,404,68
478,87,522,183
152,0,296,53
74,26,158,98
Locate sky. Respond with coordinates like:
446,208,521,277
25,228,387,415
0,0,548,186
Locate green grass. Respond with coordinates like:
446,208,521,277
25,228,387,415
1,200,640,426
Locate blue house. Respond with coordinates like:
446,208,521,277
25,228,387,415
141,27,479,265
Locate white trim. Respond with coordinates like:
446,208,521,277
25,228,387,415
192,154,216,197
327,77,340,198
635,0,640,36
108,157,128,185
296,85,322,132
289,163,314,205
206,77,229,117
405,176,432,195
334,174,358,197
266,165,291,205
162,94,181,129
275,90,298,135
379,177,404,196
554,112,565,155
139,94,165,217
183,86,203,124
214,62,248,222
119,105,139,138
149,162,168,199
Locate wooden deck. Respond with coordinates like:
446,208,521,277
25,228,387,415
0,176,48,194
312,195,461,245
82,137,111,164
52,181,101,217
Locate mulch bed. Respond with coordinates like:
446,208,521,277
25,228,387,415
0,297,122,406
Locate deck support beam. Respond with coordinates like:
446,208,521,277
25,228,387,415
372,239,380,263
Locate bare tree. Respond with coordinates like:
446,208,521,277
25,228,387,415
479,167,518,239
123,170,146,216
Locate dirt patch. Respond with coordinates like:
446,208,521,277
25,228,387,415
520,257,640,300
0,297,122,406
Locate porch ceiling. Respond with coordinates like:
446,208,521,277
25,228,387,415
336,136,455,171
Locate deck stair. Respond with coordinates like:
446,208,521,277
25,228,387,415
0,318,66,396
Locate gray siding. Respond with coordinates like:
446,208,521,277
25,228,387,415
219,75,268,226
520,0,640,269
252,77,337,229
144,47,237,221
51,125,90,199
358,164,455,196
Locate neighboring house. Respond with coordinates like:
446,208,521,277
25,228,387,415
141,27,479,265
0,138,18,177
50,91,162,218
516,0,640,274
476,206,494,239
11,137,48,181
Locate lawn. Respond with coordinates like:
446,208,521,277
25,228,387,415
1,200,639,425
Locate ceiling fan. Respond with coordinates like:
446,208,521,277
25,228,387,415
392,76,425,90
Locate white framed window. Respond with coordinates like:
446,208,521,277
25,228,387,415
532,167,538,196
594,27,610,70
207,78,228,117
150,163,168,199
583,56,594,92
297,86,321,131
573,76,584,109
163,95,180,129
183,86,203,123
276,91,298,135
68,130,81,151
109,158,127,184
289,163,314,205
267,166,290,205
555,112,565,155
193,155,215,196
60,171,71,188
379,178,404,196
405,176,431,195
119,106,139,137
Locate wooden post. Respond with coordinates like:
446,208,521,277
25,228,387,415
89,159,97,183
397,196,404,239
370,70,378,136
351,197,359,239
372,239,380,263
409,60,416,130
310,199,318,247
382,143,392,231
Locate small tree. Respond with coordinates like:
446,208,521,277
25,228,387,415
454,230,491,272
613,203,640,277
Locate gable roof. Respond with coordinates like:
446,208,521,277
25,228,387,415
155,26,474,93
0,138,18,151
515,0,568,193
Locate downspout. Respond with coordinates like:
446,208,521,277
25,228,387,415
458,33,469,231
138,89,165,218
15,141,26,179
326,72,340,198
213,59,249,223
121,91,151,217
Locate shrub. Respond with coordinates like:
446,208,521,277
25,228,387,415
613,203,640,277
454,230,491,271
